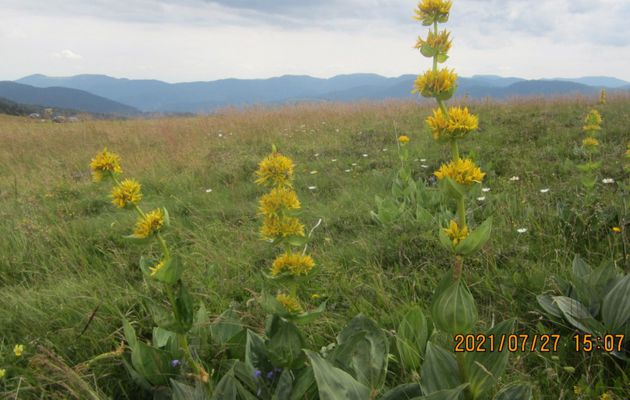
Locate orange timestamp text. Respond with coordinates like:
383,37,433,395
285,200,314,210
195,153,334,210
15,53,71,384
454,334,562,353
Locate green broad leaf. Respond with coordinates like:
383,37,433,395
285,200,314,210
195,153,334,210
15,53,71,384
152,327,177,348
438,228,455,253
420,44,437,58
601,275,630,333
273,369,294,399
122,318,137,350
422,16,435,26
436,53,449,64
148,301,189,334
494,383,533,400
396,306,429,371
431,274,478,335
334,314,389,391
191,303,210,346
162,207,170,227
536,295,563,319
170,379,208,400
289,367,317,400
122,358,152,392
381,383,423,400
211,308,245,346
420,342,462,394
455,217,492,256
287,235,308,247
245,330,271,372
292,301,327,325
140,255,183,285
414,383,469,400
174,284,194,332
464,319,515,399
211,370,258,400
572,255,591,279
437,85,457,102
576,162,601,172
130,341,175,386
440,177,466,200
260,292,292,318
231,360,259,395
266,315,306,369
553,296,604,335
304,350,370,400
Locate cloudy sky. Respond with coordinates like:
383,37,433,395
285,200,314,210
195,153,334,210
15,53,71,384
2,0,630,82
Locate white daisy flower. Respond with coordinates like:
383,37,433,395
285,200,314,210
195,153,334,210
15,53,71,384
477,196,486,201
331,159,337,162
420,158,427,162
344,169,351,173
362,153,368,157
421,165,429,169
482,187,491,192
382,148,388,152
205,188,213,193
310,170,318,175
509,176,520,181
314,153,319,157
351,163,358,166
540,188,550,193
308,186,317,190
602,178,615,184
517,228,528,234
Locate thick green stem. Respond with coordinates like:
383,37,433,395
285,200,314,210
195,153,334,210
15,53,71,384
451,140,460,161
157,233,171,258
456,353,474,400
457,196,467,230
432,22,439,71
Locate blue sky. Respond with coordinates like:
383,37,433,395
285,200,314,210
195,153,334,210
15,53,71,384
2,0,629,82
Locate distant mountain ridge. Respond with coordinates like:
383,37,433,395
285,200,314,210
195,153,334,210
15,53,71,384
0,81,140,115
13,73,630,114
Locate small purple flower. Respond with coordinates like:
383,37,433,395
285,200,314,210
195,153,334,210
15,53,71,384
266,370,274,380
253,369,262,378
171,359,181,368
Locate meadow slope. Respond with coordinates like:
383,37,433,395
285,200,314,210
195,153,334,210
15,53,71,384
0,96,629,398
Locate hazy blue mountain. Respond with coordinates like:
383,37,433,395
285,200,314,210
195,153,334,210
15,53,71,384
0,81,140,115
554,76,630,88
15,73,629,114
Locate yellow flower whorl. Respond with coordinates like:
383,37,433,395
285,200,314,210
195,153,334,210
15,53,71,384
111,179,143,208
426,106,478,142
434,158,485,185
413,69,457,100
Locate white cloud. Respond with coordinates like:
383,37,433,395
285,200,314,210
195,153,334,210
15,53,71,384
51,49,83,60
1,0,629,82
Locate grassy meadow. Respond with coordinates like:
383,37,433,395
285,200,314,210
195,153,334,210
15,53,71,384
0,95,629,399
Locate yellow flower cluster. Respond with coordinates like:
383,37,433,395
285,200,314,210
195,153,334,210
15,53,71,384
260,216,305,240
399,135,410,143
14,344,24,357
149,259,166,276
276,293,303,314
415,29,452,54
111,179,142,208
413,69,457,99
255,152,294,188
89,148,122,182
583,109,602,133
414,0,452,23
582,137,599,149
426,106,478,142
271,252,315,277
434,158,485,185
259,187,301,217
133,208,165,239
444,220,469,245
